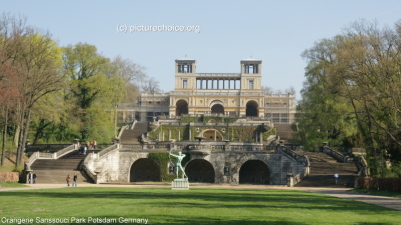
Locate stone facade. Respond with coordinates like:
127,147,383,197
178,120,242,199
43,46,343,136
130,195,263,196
117,58,296,124
0,172,19,183
88,146,307,185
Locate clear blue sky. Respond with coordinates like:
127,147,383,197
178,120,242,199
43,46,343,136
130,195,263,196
3,1,401,99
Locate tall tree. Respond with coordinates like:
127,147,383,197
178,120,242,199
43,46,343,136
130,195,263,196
0,14,64,167
299,19,401,176
0,58,20,166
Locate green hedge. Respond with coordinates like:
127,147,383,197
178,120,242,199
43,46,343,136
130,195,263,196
358,177,401,192
180,117,201,123
148,153,176,182
149,125,275,142
148,152,191,182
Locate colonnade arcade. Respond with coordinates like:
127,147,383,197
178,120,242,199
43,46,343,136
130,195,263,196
174,99,260,117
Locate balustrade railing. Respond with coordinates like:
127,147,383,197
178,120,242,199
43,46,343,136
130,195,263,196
120,143,273,152
323,146,345,162
39,152,54,159
98,144,119,158
55,144,76,158
279,145,310,167
82,153,98,184
26,144,72,153
354,156,369,177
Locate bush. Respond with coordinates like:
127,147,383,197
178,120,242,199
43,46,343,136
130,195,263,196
358,177,401,192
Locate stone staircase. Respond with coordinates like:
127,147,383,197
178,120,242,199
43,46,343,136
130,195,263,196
295,152,358,187
120,122,148,144
275,124,295,141
30,150,99,184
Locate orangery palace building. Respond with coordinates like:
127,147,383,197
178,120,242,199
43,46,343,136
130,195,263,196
117,58,296,124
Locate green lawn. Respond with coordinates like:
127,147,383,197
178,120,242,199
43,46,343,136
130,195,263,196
0,187,400,224
0,182,28,188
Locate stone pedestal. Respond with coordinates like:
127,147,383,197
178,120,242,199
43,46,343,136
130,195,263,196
172,178,189,190
287,173,294,187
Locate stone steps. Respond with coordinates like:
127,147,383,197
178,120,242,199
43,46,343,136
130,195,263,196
121,122,148,144
30,170,90,184
295,174,355,187
295,152,359,187
29,150,99,184
275,124,295,140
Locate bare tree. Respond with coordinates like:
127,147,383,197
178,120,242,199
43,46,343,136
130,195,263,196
141,77,162,94
0,13,64,167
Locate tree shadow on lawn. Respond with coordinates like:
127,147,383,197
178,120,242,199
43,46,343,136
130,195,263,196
92,214,313,225
0,188,396,214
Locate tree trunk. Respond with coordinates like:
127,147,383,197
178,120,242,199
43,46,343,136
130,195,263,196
1,106,8,166
114,106,118,137
15,106,26,168
17,108,32,168
13,125,20,148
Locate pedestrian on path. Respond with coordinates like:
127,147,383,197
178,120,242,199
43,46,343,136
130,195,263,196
72,173,78,187
32,172,37,184
66,174,71,187
334,173,339,184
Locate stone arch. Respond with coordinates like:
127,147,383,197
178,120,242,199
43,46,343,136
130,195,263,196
210,100,224,114
239,159,270,184
130,158,160,182
185,159,215,183
246,100,259,117
176,99,188,116
200,129,224,141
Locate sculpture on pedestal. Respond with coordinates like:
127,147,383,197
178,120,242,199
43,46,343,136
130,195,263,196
169,151,187,179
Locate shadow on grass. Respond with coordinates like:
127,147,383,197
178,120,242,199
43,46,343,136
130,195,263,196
0,188,396,214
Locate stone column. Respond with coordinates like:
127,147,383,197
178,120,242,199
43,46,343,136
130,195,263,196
287,173,294,187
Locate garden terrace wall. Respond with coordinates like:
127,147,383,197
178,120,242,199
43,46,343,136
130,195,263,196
358,177,401,192
0,172,19,182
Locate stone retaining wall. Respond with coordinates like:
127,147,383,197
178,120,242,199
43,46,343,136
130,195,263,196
0,172,19,182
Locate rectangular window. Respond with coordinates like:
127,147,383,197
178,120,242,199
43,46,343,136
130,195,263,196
224,80,229,89
218,80,224,89
273,118,280,123
265,102,270,106
229,80,235,89
249,80,254,89
202,80,207,89
235,79,241,89
207,80,212,89
183,80,188,89
281,118,289,123
196,79,201,89
244,64,258,74
213,80,218,89
281,113,289,118
265,113,271,118
178,64,192,73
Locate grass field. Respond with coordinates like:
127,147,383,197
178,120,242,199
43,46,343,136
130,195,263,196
1,187,401,225
0,182,28,188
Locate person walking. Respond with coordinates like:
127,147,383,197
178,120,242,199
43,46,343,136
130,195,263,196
32,172,37,184
334,173,339,185
66,174,71,187
72,173,78,187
